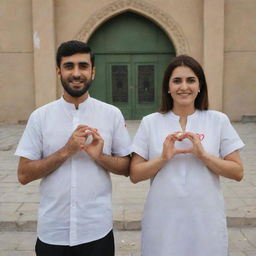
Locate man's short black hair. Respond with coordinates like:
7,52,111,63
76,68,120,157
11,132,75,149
56,40,95,67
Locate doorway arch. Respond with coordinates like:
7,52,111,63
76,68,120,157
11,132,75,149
75,0,189,55
88,12,176,119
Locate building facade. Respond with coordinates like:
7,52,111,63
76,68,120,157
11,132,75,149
1,0,255,122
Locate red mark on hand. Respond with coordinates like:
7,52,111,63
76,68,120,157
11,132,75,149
196,134,205,141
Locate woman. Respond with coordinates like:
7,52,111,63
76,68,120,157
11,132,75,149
130,55,244,256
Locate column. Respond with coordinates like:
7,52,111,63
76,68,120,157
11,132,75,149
203,0,224,111
32,0,56,108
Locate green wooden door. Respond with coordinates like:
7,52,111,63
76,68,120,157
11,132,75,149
88,12,175,119
107,54,158,119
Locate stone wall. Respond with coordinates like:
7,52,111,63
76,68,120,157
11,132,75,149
0,0,255,122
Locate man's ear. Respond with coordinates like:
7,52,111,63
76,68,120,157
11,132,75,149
92,67,96,80
56,67,61,76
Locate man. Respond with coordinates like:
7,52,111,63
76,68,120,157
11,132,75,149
15,40,131,256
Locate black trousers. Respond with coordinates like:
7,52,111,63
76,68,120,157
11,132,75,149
35,230,115,256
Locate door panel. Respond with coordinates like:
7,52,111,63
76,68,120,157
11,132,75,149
137,64,155,104
134,58,157,119
106,55,132,119
109,63,132,119
106,55,158,119
111,65,129,103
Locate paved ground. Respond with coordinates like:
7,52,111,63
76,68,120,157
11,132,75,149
0,121,256,255
1,228,256,256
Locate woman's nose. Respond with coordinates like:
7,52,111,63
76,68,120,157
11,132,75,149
180,80,188,89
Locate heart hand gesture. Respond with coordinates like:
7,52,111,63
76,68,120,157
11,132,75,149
161,132,190,161
161,131,206,161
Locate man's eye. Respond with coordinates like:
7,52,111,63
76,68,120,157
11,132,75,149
64,65,73,70
79,64,88,69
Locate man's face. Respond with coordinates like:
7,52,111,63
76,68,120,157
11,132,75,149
57,53,95,98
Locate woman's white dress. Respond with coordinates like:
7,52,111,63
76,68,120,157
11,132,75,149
131,110,244,256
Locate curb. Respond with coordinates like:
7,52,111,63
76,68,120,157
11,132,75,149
1,217,256,232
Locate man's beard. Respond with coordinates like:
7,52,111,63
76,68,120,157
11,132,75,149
60,77,92,98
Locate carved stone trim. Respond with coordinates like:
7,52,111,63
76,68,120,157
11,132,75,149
75,0,190,55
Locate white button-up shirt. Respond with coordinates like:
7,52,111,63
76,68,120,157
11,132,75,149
15,96,131,246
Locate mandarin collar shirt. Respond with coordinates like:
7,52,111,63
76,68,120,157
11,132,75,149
15,96,131,246
131,110,244,255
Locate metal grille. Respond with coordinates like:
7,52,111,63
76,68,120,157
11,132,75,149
112,65,128,103
138,65,154,103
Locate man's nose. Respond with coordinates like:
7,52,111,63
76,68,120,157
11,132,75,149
72,67,81,77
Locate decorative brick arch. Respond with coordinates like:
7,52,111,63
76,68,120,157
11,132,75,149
75,0,190,55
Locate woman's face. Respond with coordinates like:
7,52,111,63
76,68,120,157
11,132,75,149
168,66,200,109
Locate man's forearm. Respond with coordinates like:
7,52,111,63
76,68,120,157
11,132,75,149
95,154,131,176
18,146,71,185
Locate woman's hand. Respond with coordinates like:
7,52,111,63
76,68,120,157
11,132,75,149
161,132,190,161
130,132,191,183
184,132,243,181
184,132,206,159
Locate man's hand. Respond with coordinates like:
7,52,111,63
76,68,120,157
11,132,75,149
82,130,104,160
64,125,97,157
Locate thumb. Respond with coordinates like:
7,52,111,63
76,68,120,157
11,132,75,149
175,147,193,154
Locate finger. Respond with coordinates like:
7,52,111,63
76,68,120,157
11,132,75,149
185,132,197,139
165,135,175,144
75,125,90,131
185,133,198,142
169,133,179,141
168,131,186,141
174,131,186,140
83,126,98,133
92,130,102,137
185,134,193,142
75,125,98,134
176,148,193,154
75,128,95,138
91,131,103,141
74,132,88,139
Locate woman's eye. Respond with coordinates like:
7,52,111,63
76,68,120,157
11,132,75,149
173,79,181,84
187,78,196,83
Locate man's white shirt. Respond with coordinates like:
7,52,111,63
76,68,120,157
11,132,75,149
15,96,131,246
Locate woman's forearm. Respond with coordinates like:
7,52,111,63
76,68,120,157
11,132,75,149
198,151,243,181
130,156,167,183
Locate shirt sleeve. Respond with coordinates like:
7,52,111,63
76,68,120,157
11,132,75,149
131,118,149,160
219,113,245,158
15,111,43,160
111,109,131,156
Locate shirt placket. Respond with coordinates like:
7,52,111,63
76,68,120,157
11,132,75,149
70,110,80,245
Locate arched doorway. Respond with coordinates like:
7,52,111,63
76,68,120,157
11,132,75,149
88,12,176,119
